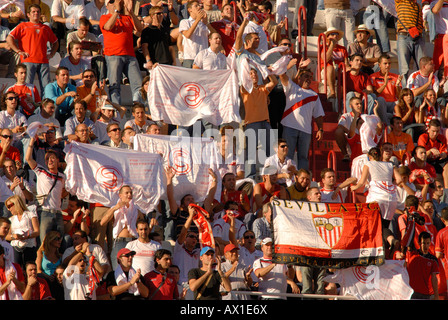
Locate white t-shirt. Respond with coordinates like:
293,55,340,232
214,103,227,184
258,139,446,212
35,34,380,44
264,154,296,186
406,70,439,96
63,267,95,300
253,257,288,299
426,2,448,35
62,244,109,269
0,110,27,142
51,0,85,27
172,241,199,285
193,48,227,70
212,218,246,242
281,79,325,134
125,239,162,276
179,17,210,60
28,113,63,139
320,186,348,203
10,210,38,249
33,165,66,211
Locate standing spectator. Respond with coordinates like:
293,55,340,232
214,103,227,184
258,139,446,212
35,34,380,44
35,231,63,278
0,218,14,261
4,195,39,270
435,207,448,298
387,116,415,164
323,0,355,46
210,4,238,56
84,0,108,37
76,69,107,117
25,136,68,242
143,248,180,300
188,246,231,300
193,32,227,70
101,123,126,148
6,4,59,95
0,24,19,79
43,66,77,126
5,64,41,119
406,231,440,300
220,175,250,218
395,0,426,85
431,0,448,78
0,243,26,300
123,103,155,134
59,40,91,87
432,179,448,231
100,185,145,271
100,0,143,104
279,68,325,170
212,201,247,252
105,248,148,300
253,237,298,299
252,203,273,247
141,6,174,69
408,145,437,190
263,138,297,188
0,129,22,172
179,0,216,68
125,219,162,277
29,125,66,171
61,196,91,241
47,265,64,300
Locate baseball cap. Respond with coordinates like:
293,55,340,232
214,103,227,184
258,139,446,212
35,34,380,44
116,248,136,261
101,104,115,110
224,243,239,254
261,237,273,246
200,246,215,257
261,165,277,176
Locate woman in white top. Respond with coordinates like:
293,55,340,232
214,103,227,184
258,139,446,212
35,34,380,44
5,195,39,270
352,147,400,257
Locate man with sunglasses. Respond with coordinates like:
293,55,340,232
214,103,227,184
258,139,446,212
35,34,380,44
76,69,107,116
263,138,297,188
0,128,22,170
0,92,27,147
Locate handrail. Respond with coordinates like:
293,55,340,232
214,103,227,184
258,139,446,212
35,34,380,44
317,33,327,96
363,91,368,115
327,150,336,172
337,61,346,114
402,151,412,166
297,6,307,60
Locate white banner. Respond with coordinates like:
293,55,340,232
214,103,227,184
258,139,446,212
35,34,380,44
148,64,240,126
323,260,414,300
64,142,165,213
133,134,221,204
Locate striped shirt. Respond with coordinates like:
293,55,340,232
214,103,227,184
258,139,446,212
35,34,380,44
396,0,424,33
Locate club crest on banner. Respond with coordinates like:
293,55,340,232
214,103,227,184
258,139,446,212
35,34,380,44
179,82,206,109
95,166,123,191
169,147,191,175
312,212,343,248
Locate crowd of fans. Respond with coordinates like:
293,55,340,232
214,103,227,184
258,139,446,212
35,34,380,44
0,0,447,301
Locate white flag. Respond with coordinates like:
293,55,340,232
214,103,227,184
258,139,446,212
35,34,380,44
323,260,414,300
133,134,221,204
148,64,240,126
64,142,165,213
275,0,288,23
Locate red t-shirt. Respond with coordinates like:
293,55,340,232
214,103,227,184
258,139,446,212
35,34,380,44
143,271,179,300
406,250,439,295
100,14,136,57
347,132,362,161
418,133,448,160
368,71,401,102
62,211,91,237
8,22,58,64
320,44,347,68
254,182,282,205
435,226,448,293
29,277,52,300
346,71,369,93
408,161,437,185
0,145,21,166
220,189,250,217
210,20,237,56
6,83,41,117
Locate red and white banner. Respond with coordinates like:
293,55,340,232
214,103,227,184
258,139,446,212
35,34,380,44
133,134,222,204
323,260,414,300
148,65,240,126
190,204,215,249
272,200,385,268
64,142,165,213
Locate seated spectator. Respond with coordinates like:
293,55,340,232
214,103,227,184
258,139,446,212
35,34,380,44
286,168,311,201
319,167,357,203
101,123,126,148
369,54,403,125
263,138,297,187
62,196,91,241
123,103,155,134
0,24,19,79
0,91,27,149
0,243,26,300
22,261,52,300
0,129,22,170
35,231,63,278
1,2,25,30
320,27,348,99
47,265,64,300
141,6,175,69
2,159,34,203
252,203,273,247
335,96,364,161
394,89,425,140
193,32,227,70
121,127,136,149
253,165,287,212
64,100,97,142
43,66,77,125
5,64,41,118
66,17,101,57
408,145,437,190
83,0,108,37
59,40,91,87
387,116,415,164
76,69,107,117
416,88,445,129
418,119,448,187
106,248,148,300
219,174,250,219
431,178,448,231
50,0,86,54
347,24,381,75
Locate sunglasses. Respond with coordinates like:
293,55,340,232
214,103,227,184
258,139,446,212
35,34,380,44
279,145,288,148
153,12,164,16
1,135,13,139
244,235,255,239
108,128,121,133
6,203,14,209
280,43,291,47
6,96,19,101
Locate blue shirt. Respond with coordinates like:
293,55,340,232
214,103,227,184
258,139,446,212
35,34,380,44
43,81,77,116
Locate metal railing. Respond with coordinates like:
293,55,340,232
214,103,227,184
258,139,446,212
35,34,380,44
337,62,347,114
317,33,327,96
297,6,307,60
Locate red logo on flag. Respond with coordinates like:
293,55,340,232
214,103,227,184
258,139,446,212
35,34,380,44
169,147,191,175
95,166,123,191
312,212,344,248
179,82,206,109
